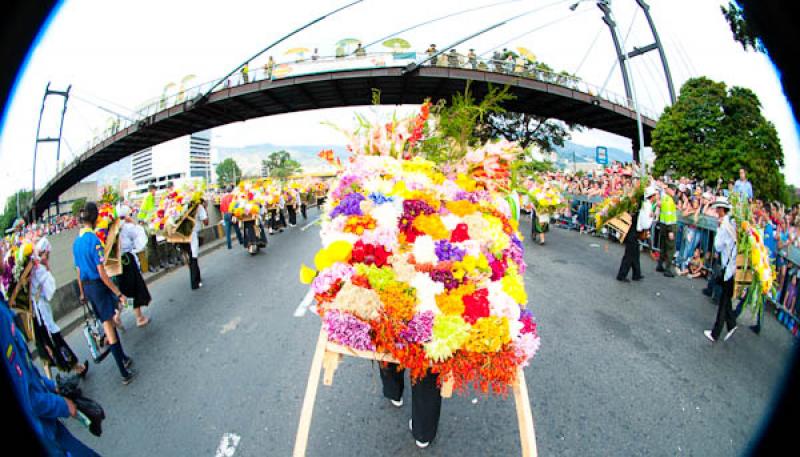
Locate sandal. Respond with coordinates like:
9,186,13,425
136,317,151,328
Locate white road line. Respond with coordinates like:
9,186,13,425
294,288,315,317
214,433,241,457
301,217,320,231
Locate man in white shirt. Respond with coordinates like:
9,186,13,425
188,199,209,290
705,196,738,342
617,186,658,282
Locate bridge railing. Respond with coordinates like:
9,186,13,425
68,50,658,182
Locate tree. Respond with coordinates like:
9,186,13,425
0,190,31,233
652,77,786,201
216,158,242,186
720,1,765,53
476,112,577,153
71,198,87,218
261,150,302,179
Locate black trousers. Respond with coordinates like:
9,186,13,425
301,203,307,220
380,364,442,443
180,244,202,289
288,205,297,225
711,277,736,339
617,238,642,280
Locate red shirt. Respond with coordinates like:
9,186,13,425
220,194,234,213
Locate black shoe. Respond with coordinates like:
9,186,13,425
616,277,630,283
655,265,665,272
632,276,644,281
701,288,712,297
664,271,675,278
749,325,761,335
121,369,137,385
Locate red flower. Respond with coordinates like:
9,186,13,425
351,274,371,289
157,209,165,218
462,289,490,324
351,240,391,267
450,223,470,243
489,258,507,281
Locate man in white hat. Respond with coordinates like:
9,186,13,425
617,185,658,282
704,196,738,342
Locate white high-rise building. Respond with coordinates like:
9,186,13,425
128,129,212,197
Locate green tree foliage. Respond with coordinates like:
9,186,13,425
216,158,242,186
720,1,765,53
71,198,87,218
0,190,32,233
652,77,786,201
476,113,577,152
261,150,302,179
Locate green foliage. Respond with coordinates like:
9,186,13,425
652,77,786,202
71,198,87,218
262,150,302,179
216,158,242,186
720,1,765,53
100,185,120,204
0,190,31,233
420,82,514,164
477,112,578,152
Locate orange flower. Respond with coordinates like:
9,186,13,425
446,200,478,217
413,214,449,239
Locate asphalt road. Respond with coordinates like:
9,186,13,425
57,213,796,456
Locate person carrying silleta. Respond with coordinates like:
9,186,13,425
138,184,161,272
73,202,136,385
705,196,739,343
617,186,657,282
286,189,298,227
379,364,442,449
183,198,209,290
220,186,243,250
656,183,678,277
30,237,89,378
117,205,151,327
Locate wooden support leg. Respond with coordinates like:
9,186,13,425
440,375,454,398
513,368,538,457
293,328,328,457
322,351,341,386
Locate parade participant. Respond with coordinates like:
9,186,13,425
184,198,208,290
530,199,547,246
617,186,657,282
138,184,161,272
117,205,151,327
293,188,303,224
220,186,243,250
315,182,327,211
30,237,89,378
656,184,678,277
379,365,441,449
1,299,100,456
278,191,288,229
301,185,312,221
705,197,738,342
73,202,136,385
286,189,298,227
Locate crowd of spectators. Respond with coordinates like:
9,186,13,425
7,214,79,239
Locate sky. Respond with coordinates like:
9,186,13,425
1,0,798,205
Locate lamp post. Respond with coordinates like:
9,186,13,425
570,0,647,178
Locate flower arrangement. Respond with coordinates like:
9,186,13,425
94,203,117,247
730,192,774,321
227,179,274,219
150,179,206,236
0,234,36,308
591,180,647,228
300,103,540,395
521,178,565,215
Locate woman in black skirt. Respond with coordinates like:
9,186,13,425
117,206,151,327
30,237,89,378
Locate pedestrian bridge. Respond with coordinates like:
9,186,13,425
34,51,658,214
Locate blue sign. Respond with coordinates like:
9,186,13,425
595,146,608,165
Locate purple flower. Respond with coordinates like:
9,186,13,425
430,268,458,290
399,311,434,343
324,311,375,351
330,193,365,218
368,192,393,205
434,240,466,262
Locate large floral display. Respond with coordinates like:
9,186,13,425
149,180,205,236
1,232,35,308
300,104,540,394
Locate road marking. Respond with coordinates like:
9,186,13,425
214,433,241,457
301,217,320,232
220,317,242,334
294,288,315,317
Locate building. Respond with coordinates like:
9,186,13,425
127,130,212,198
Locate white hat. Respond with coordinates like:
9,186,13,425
710,196,732,210
118,204,131,219
702,192,713,200
33,237,51,260
644,186,657,198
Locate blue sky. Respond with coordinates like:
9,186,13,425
1,0,797,204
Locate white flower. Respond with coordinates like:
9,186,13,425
411,272,444,315
412,235,437,265
371,203,400,229
440,214,461,231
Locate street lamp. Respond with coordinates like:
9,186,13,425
570,0,647,178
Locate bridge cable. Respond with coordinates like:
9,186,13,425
362,0,528,51
573,23,604,76
478,4,592,58
70,94,137,123
641,52,669,108
199,0,365,102
71,89,140,118
409,0,574,71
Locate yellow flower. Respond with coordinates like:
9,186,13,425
464,317,510,353
413,214,449,240
455,173,478,192
446,200,477,217
299,264,317,284
502,266,528,305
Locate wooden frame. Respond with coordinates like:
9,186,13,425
293,326,538,456
605,213,632,244
9,261,35,342
166,204,198,244
734,254,754,298
104,220,123,277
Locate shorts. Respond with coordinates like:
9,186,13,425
83,279,118,323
